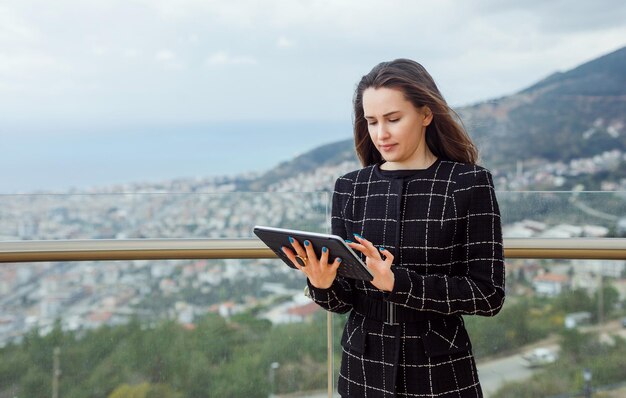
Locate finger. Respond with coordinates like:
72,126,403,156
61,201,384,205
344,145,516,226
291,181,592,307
303,240,317,264
281,246,298,266
347,242,368,255
379,247,394,265
320,246,329,266
352,234,380,258
281,245,295,256
345,239,364,250
289,236,306,257
345,239,368,253
282,246,307,273
330,257,342,272
280,246,296,263
348,241,380,263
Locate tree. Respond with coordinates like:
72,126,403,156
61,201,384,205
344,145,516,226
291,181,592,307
108,383,151,398
108,382,182,398
553,288,594,315
19,367,50,398
184,352,213,398
559,328,594,362
592,283,620,320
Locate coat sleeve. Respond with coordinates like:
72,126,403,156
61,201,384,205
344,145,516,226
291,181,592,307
386,169,506,316
307,176,355,314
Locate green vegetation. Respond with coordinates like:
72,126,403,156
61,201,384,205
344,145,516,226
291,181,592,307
465,299,550,358
1,284,623,397
0,314,328,398
466,283,622,358
488,284,626,397
493,331,626,397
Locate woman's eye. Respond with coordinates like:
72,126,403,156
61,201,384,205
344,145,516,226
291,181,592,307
389,119,399,123
367,121,377,126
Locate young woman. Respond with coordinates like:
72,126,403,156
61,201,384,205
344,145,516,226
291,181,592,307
282,59,505,397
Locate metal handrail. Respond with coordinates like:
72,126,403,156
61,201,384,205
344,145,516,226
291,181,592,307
0,238,625,263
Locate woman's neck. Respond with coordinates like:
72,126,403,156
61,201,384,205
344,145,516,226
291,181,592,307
380,150,438,171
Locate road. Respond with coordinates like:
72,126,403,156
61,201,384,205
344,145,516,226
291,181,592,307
283,320,626,397
477,319,626,397
476,344,559,397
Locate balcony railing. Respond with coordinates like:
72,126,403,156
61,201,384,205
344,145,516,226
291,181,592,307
1,239,625,398
1,237,625,263
1,190,625,397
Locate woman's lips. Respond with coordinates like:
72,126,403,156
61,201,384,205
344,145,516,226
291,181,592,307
379,144,396,152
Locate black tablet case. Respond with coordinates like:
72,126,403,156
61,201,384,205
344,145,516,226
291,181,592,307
253,226,374,281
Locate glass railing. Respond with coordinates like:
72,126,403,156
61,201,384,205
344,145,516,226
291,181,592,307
474,257,626,397
0,192,333,397
0,192,330,240
1,191,625,397
487,191,626,397
0,258,330,397
498,190,626,239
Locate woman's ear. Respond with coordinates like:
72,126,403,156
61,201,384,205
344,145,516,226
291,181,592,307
422,106,433,126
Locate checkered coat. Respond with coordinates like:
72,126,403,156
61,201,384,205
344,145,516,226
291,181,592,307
308,160,505,398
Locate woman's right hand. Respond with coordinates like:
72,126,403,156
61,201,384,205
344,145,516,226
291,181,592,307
281,237,342,289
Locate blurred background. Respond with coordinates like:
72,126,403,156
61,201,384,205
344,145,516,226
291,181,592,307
1,1,626,397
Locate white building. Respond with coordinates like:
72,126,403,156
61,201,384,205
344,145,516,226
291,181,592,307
533,273,570,297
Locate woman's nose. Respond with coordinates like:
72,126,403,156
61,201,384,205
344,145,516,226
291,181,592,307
376,123,390,139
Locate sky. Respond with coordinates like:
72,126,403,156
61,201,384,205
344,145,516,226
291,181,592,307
1,0,626,191
1,0,625,124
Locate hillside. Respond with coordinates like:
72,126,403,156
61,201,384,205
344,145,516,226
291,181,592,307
249,45,626,188
243,138,356,190
462,46,626,170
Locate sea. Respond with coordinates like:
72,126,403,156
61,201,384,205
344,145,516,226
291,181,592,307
1,120,352,193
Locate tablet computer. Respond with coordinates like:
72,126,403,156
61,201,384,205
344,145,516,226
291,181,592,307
253,225,374,281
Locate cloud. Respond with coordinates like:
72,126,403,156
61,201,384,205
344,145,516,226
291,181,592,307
0,0,624,122
276,36,295,49
155,49,185,70
156,49,176,61
188,33,199,44
0,51,70,78
123,48,140,58
91,45,107,57
205,51,257,66
472,0,626,33
0,5,39,45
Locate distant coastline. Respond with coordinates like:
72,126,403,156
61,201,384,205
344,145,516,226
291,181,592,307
1,120,352,193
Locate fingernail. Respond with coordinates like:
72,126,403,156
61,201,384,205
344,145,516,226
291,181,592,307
322,246,327,253
345,239,353,243
304,240,310,246
353,233,363,239
281,246,286,252
379,247,385,251
337,258,342,263
289,236,294,244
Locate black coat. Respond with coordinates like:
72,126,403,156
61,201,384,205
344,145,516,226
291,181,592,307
308,159,506,397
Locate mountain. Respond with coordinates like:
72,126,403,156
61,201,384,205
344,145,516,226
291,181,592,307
244,138,355,190
459,46,626,170
250,45,626,186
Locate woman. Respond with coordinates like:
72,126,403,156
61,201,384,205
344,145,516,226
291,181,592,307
282,59,505,397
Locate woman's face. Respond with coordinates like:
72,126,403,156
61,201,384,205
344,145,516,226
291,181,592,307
363,86,433,168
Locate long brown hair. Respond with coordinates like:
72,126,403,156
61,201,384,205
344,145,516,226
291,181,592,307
353,59,478,166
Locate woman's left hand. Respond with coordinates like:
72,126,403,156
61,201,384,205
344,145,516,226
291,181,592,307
348,234,395,292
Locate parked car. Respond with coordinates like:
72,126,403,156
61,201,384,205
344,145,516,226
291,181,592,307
522,347,558,368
